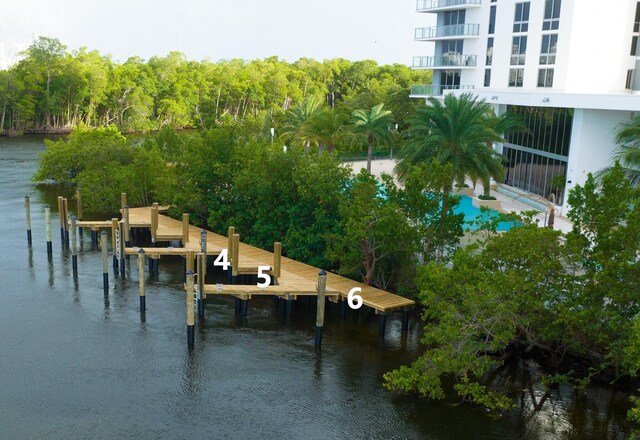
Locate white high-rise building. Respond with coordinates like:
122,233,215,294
410,0,640,212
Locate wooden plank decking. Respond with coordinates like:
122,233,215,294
126,207,415,312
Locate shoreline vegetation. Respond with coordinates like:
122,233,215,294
25,36,640,430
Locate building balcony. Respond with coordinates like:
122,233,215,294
416,0,482,13
414,24,480,40
410,84,475,97
412,54,477,69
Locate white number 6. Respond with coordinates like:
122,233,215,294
257,266,271,288
348,287,363,309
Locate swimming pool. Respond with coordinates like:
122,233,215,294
455,195,519,232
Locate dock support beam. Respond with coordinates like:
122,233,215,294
402,308,409,332
378,312,387,337
151,203,158,245
76,187,83,238
70,215,78,277
200,229,207,277
62,198,69,248
138,249,146,312
182,213,189,246
57,196,65,244
44,204,52,258
91,229,98,246
124,205,130,248
315,270,327,349
197,252,205,319
118,220,125,278
101,230,109,294
273,242,281,284
186,270,195,348
111,218,119,273
24,195,32,247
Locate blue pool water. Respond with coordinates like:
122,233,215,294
456,195,519,231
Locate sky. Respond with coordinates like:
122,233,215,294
0,0,433,68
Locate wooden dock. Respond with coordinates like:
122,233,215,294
125,207,414,313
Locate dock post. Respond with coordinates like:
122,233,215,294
91,229,98,246
70,215,78,277
111,218,119,273
200,229,207,276
227,226,235,281
401,308,409,332
76,187,83,237
101,231,109,294
62,197,69,248
197,252,205,319
186,270,195,348
120,193,127,218
378,312,387,337
273,242,281,284
24,195,32,246
118,220,125,278
151,203,158,245
232,233,240,284
44,204,52,258
57,196,64,243
182,213,189,246
138,249,146,312
315,270,327,349
124,205,130,247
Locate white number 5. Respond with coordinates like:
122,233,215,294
257,266,271,288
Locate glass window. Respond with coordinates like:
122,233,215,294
444,10,466,26
509,68,524,87
537,68,554,87
511,36,527,65
540,34,558,64
488,5,497,34
634,2,640,33
632,36,638,57
543,0,561,31
442,71,461,89
513,2,530,33
486,37,494,65
627,70,635,89
484,69,492,87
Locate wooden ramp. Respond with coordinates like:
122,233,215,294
126,207,415,313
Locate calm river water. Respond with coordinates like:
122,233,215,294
0,136,633,439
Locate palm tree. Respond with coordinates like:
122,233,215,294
397,92,505,221
280,96,323,156
352,103,393,174
599,114,640,190
304,107,348,154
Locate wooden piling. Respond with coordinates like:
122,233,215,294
76,187,83,237
232,234,240,278
227,226,235,280
315,269,327,348
401,308,409,332
186,249,195,274
197,252,205,318
120,192,127,218
57,196,64,242
378,312,387,337
44,204,52,258
111,218,119,273
273,242,282,282
182,213,189,245
118,220,125,277
200,229,207,276
138,249,146,312
186,270,195,347
124,205,130,246
24,195,32,246
151,203,158,244
62,198,69,247
70,215,78,277
101,230,108,294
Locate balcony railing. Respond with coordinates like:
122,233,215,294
415,24,480,39
412,54,477,68
410,84,475,97
416,0,482,12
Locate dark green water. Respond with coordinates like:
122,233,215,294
0,136,633,439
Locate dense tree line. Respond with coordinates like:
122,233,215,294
0,37,429,136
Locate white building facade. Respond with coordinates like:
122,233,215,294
411,0,640,212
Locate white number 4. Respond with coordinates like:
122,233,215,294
214,249,230,270
257,266,271,288
348,287,363,309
